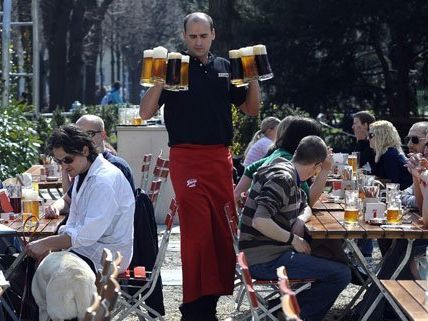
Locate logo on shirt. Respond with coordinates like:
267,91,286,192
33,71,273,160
187,178,197,188
218,72,229,78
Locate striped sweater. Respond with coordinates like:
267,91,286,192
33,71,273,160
238,157,308,266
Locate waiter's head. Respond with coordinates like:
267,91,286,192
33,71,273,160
183,12,215,61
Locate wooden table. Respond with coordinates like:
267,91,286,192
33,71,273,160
306,201,428,321
381,280,428,321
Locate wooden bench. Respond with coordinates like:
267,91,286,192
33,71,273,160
381,280,428,321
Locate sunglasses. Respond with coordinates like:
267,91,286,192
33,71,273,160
368,132,375,139
86,130,102,137
404,136,426,145
53,155,76,165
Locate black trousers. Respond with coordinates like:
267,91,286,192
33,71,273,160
179,295,220,321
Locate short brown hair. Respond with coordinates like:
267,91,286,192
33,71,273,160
292,136,327,165
353,111,375,126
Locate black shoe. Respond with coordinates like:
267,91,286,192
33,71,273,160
350,265,369,286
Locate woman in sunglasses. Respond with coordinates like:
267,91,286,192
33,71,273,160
368,120,412,190
25,124,135,273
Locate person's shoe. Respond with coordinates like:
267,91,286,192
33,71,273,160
350,265,369,286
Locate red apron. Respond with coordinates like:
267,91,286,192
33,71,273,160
169,144,237,303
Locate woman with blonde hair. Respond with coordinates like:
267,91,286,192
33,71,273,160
368,120,412,189
242,116,280,166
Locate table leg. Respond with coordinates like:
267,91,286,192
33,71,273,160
346,239,413,321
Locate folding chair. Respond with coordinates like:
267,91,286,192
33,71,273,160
147,179,162,208
237,252,281,321
277,267,302,321
224,203,313,313
140,153,152,192
152,153,169,182
113,198,178,321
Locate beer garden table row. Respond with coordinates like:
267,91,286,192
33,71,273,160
306,199,428,321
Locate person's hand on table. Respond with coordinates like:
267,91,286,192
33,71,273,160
291,235,311,255
291,218,305,237
25,239,51,262
44,204,60,219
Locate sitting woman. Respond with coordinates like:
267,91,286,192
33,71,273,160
235,116,331,207
368,120,412,190
242,116,280,167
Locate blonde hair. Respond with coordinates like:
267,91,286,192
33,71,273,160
369,120,403,163
244,116,280,157
274,116,294,148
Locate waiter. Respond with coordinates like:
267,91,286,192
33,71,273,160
140,12,260,321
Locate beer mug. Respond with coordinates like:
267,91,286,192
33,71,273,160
386,183,400,204
179,55,189,91
165,52,182,91
254,44,273,81
151,46,168,83
5,184,22,213
387,196,402,224
240,46,258,82
229,49,247,87
344,190,360,224
21,188,39,228
347,154,358,176
140,49,154,87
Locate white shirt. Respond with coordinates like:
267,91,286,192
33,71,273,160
59,154,135,272
243,136,274,166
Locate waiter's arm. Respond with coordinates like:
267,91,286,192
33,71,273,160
239,80,261,116
140,83,164,120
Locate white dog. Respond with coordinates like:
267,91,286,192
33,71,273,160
32,251,97,321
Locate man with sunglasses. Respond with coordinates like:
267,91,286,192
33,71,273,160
26,125,135,272
402,122,428,208
239,136,351,321
45,115,135,218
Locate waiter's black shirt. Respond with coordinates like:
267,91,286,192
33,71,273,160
159,53,247,146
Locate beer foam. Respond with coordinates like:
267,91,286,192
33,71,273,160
253,44,267,55
143,49,153,58
181,55,190,63
153,46,168,59
168,52,182,60
229,50,241,59
240,46,254,57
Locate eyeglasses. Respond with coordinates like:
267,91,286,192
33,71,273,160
53,155,76,165
86,130,102,137
404,136,426,145
368,132,375,139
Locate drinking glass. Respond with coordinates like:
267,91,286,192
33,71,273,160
5,184,22,213
386,183,400,205
386,196,402,224
344,190,360,224
347,154,358,175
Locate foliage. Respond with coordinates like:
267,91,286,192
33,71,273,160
0,103,41,180
231,103,310,156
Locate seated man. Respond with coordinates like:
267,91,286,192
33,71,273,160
238,136,351,321
26,125,134,272
45,114,135,218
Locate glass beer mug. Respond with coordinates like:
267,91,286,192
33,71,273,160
140,49,154,87
151,46,168,83
387,196,402,224
229,49,247,87
240,46,258,82
165,52,182,91
344,190,360,224
253,44,273,81
179,55,189,91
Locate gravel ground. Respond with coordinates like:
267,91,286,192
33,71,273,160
121,234,381,321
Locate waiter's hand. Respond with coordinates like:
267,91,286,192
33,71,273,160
291,235,311,255
44,204,60,219
26,239,51,262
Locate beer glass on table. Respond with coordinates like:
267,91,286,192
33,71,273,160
347,154,358,176
385,183,400,204
254,44,273,81
5,184,22,214
229,49,247,87
151,46,168,83
240,46,258,82
344,190,360,224
165,52,182,91
140,49,154,87
179,55,189,91
387,196,402,224
21,188,39,229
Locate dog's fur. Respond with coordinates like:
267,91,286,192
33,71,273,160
32,251,97,321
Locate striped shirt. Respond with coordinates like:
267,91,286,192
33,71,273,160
238,157,308,266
